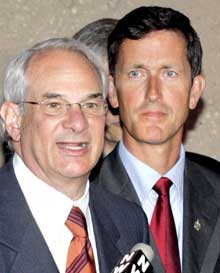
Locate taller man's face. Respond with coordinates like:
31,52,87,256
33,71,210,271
113,30,204,150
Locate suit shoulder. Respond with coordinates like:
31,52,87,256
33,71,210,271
0,159,16,188
186,152,220,192
186,152,220,175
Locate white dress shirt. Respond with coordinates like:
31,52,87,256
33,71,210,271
119,141,185,266
13,153,100,273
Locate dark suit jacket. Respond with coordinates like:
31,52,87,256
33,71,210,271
94,145,220,273
0,158,149,273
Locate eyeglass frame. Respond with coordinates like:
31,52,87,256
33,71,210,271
20,97,108,117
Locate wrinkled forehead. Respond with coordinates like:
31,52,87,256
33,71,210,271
26,48,99,79
24,49,102,100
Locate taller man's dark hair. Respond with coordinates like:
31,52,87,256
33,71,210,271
108,6,202,79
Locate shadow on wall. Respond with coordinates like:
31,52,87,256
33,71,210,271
184,97,220,173
183,98,205,143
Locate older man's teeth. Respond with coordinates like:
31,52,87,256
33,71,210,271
64,143,88,150
80,143,88,148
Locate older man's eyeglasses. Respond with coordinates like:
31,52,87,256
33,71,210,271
21,98,108,117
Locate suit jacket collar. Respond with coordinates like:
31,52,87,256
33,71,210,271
183,156,220,273
0,159,59,273
103,144,141,205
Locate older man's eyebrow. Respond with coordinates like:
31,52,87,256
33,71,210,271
41,91,103,100
42,92,62,99
85,93,103,99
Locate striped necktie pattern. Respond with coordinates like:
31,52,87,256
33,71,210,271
65,207,96,273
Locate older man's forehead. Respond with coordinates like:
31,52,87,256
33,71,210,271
27,48,95,73
25,49,101,90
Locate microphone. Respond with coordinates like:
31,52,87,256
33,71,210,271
111,243,154,273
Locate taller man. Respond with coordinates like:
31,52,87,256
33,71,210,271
95,6,220,273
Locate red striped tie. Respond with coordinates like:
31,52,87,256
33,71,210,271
150,177,181,273
65,207,96,273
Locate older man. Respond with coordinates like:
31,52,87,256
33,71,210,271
0,38,149,273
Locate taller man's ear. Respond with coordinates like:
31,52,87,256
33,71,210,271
189,74,206,110
0,102,22,142
108,75,119,108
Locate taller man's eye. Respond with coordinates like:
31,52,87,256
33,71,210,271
166,70,177,77
128,70,142,78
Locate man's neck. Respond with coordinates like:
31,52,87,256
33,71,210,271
123,137,182,175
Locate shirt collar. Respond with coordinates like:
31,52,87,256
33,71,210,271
165,145,185,201
119,140,185,203
13,153,90,232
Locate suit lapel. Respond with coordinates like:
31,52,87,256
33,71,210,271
9,220,59,273
0,160,59,273
89,185,122,273
200,215,220,273
103,146,141,206
183,158,220,273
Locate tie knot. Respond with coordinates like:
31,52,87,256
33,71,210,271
153,177,172,196
65,207,88,237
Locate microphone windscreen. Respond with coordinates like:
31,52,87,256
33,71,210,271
131,243,154,262
111,243,154,273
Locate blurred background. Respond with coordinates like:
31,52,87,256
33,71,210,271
0,0,220,164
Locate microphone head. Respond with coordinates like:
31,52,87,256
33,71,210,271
111,243,154,273
131,243,154,262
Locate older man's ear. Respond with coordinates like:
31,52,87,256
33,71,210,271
0,102,22,142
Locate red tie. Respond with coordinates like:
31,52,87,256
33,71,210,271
65,207,96,273
150,177,181,273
